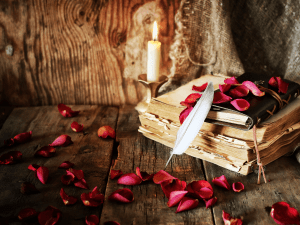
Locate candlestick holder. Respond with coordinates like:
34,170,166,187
135,74,169,114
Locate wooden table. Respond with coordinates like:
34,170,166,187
0,105,299,225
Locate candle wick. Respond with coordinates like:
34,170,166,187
153,38,157,41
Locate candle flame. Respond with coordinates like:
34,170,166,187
153,21,158,41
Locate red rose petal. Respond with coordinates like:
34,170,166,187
204,197,217,208
192,83,208,92
179,107,193,124
183,93,202,104
161,179,187,199
86,215,99,225
176,197,199,213
74,179,89,189
230,99,250,111
21,182,40,194
110,169,123,180
28,164,40,172
271,202,300,225
222,210,243,225
14,131,32,144
97,126,116,138
37,166,49,184
38,206,61,225
68,168,84,180
89,186,104,202
242,81,265,96
49,135,73,147
117,173,142,186
61,174,74,185
153,170,177,184
224,77,239,85
136,167,153,181
81,187,104,207
269,77,278,87
212,175,231,190
187,180,213,199
18,208,38,221
34,146,56,158
167,190,188,207
213,92,232,104
219,84,232,93
58,103,80,117
0,151,22,165
276,77,289,94
232,182,244,192
104,221,121,225
60,188,77,205
71,121,83,132
228,85,249,98
4,138,14,147
58,161,74,169
108,188,134,203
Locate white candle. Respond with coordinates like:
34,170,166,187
147,21,161,82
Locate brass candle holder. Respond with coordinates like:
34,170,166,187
135,74,169,114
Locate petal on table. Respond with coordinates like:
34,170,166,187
224,77,239,85
81,193,103,207
37,166,49,184
71,121,84,132
187,180,213,199
74,179,89,189
60,188,77,205
153,170,177,184
232,182,244,192
136,167,154,181
20,182,40,195
204,197,217,208
68,168,84,180
98,126,116,138
212,175,231,190
222,210,243,225
242,81,265,96
4,138,14,147
270,202,300,225
176,197,199,213
0,151,22,165
110,169,123,180
34,146,56,158
230,99,250,111
61,174,75,185
58,161,74,169
38,206,61,225
49,135,73,147
167,190,188,207
161,179,187,199
179,107,193,124
228,85,249,98
219,84,231,93
85,215,99,225
14,131,32,144
58,103,80,117
108,188,134,203
213,92,232,104
117,173,142,186
28,164,40,172
18,208,38,221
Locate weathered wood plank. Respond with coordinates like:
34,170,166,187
100,105,214,225
203,156,300,225
0,105,118,224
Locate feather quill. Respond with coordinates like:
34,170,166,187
165,82,214,168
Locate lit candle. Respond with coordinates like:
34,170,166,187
147,21,161,82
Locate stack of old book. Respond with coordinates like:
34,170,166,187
138,73,300,175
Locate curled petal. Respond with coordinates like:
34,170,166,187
35,146,56,158
242,81,265,96
117,173,142,186
98,126,116,138
153,170,177,184
28,164,39,172
74,179,89,189
161,179,187,199
0,151,22,165
222,211,243,225
187,180,213,199
49,135,73,147
176,197,199,213
61,174,75,185
108,188,134,203
37,166,49,184
110,169,123,180
230,99,250,111
86,215,99,225
224,77,239,85
183,93,202,104
18,208,38,221
167,191,188,207
212,175,231,190
4,138,14,147
204,197,217,208
14,131,32,144
179,107,193,124
58,161,74,169
232,182,244,192
38,206,61,225
58,103,80,117
213,92,232,104
228,85,249,98
103,222,121,225
89,187,104,202
219,84,232,93
21,182,39,194
192,83,208,92
68,168,84,180
81,188,104,207
136,167,153,181
268,77,278,87
71,121,83,132
60,188,77,205
277,77,289,94
271,202,300,225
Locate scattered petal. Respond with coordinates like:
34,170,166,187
219,84,232,93
192,83,208,92
230,99,250,111
60,188,77,205
136,167,153,181
212,175,231,190
161,179,187,199
86,215,99,225
182,93,201,105
108,188,134,203
0,151,22,165
34,146,56,158
61,174,75,185
213,92,232,104
187,180,213,199
117,173,142,186
58,103,80,117
49,135,73,147
74,179,89,189
81,187,104,207
232,182,244,192
18,208,38,221
228,85,249,98
179,107,193,124
242,81,265,96
222,210,243,225
38,206,61,225
68,168,84,180
28,164,39,172
268,77,278,87
98,126,116,139
153,170,177,184
37,166,49,184
167,191,188,207
71,121,83,132
21,182,39,194
58,161,74,169
224,77,239,85
110,169,123,180
103,221,121,225
14,131,32,144
271,202,300,225
204,197,217,208
89,186,105,202
277,77,289,94
176,197,199,213
4,138,14,147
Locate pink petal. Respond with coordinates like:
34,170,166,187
18,208,38,221
58,103,80,117
222,210,243,225
213,92,232,104
136,167,153,181
161,179,187,199
71,121,83,132
103,222,121,225
153,170,177,184
271,202,300,225
34,146,56,158
176,197,199,213
110,169,123,180
98,126,116,138
86,215,99,225
224,77,240,85
4,138,14,147
14,131,32,144
219,84,232,93
60,188,77,205
37,166,49,184
38,206,61,225
74,179,89,189
232,182,244,192
49,135,73,147
28,164,40,172
268,77,278,88
228,85,249,98
242,81,265,96
167,191,188,207
204,197,217,208
179,107,193,124
0,151,22,165
230,99,250,111
81,191,104,207
212,175,231,190
89,187,104,202
58,161,74,169
187,180,213,199
108,188,134,203
117,173,142,186
192,83,208,92
68,168,84,180
276,77,289,94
